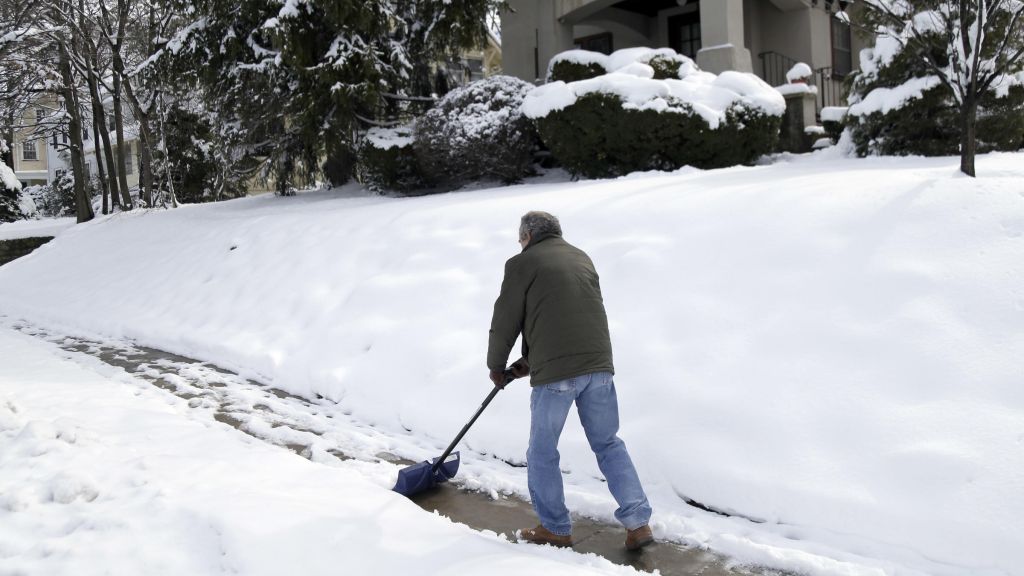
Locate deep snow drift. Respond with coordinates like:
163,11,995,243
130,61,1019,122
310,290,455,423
1,151,1023,576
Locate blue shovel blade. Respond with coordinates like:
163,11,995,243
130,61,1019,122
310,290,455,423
393,451,461,497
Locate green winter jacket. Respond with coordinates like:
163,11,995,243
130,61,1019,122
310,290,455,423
487,233,614,386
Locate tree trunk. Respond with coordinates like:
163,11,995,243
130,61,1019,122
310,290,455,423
113,50,155,208
85,60,110,213
86,45,122,210
93,115,108,214
112,74,133,207
960,88,977,177
56,36,93,223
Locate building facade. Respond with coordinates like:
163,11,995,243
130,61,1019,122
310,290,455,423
10,95,67,188
502,0,868,109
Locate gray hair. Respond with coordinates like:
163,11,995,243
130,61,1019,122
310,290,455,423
519,211,562,241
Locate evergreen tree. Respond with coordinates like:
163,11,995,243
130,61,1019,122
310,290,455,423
846,0,1024,175
166,0,500,193
0,143,21,222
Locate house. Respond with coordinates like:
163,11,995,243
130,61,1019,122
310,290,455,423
9,94,68,188
501,0,870,110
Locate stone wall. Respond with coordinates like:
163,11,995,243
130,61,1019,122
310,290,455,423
0,237,53,266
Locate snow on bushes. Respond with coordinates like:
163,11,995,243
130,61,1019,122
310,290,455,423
526,48,785,178
0,157,21,223
358,126,421,193
413,75,538,190
547,47,700,83
821,106,848,144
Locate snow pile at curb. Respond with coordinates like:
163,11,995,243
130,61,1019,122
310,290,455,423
1,152,1023,576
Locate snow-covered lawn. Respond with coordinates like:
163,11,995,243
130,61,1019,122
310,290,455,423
0,328,637,575
1,150,1022,576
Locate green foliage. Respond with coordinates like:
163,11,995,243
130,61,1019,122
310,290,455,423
647,54,691,80
0,173,19,223
847,1,1024,157
168,0,502,192
549,60,606,83
413,75,537,190
163,105,243,203
358,127,423,193
849,79,1024,157
534,93,780,179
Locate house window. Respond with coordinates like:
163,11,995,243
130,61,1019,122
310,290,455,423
22,140,37,161
668,10,702,60
831,16,853,77
53,134,58,148
574,32,613,55
36,109,45,124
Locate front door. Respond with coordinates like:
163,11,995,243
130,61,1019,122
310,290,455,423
668,10,702,59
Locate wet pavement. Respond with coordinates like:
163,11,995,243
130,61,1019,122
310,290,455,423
8,321,787,576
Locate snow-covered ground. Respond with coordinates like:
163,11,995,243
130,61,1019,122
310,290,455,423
0,327,639,575
1,150,1023,576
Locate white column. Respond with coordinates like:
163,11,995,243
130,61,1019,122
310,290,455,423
697,0,753,73
501,0,575,82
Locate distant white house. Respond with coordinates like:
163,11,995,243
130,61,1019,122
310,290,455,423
10,94,69,188
501,0,868,110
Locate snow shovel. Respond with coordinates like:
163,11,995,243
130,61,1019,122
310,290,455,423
393,369,514,497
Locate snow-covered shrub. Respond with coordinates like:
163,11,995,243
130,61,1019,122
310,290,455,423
0,155,21,223
26,172,75,218
547,50,608,83
525,48,785,178
647,53,698,80
413,75,538,189
821,106,848,144
846,5,1024,157
358,126,422,193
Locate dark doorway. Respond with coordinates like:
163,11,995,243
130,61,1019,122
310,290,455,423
668,9,702,59
612,0,682,17
575,32,614,55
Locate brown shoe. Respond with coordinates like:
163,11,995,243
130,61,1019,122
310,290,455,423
517,525,572,548
625,525,654,551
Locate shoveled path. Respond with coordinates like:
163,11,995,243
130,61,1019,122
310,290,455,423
10,321,787,576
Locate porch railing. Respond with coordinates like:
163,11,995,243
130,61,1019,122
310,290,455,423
758,51,848,116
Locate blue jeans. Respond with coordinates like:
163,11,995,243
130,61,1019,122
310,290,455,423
527,371,652,536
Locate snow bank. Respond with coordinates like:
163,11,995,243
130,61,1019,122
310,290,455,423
0,328,638,576
0,217,75,241
2,152,1024,576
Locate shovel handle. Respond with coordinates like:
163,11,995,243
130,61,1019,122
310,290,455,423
431,369,514,473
